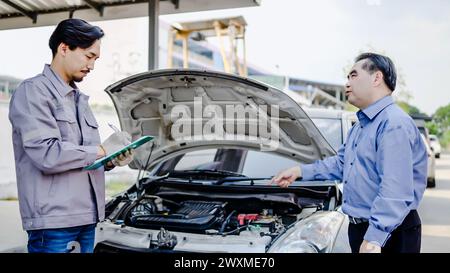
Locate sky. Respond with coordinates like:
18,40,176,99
0,0,449,115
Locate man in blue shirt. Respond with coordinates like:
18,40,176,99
271,53,427,253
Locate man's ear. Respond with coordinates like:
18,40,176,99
58,42,69,57
373,71,384,87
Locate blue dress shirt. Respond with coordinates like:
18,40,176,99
301,95,428,246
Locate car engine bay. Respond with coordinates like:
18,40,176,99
94,179,340,253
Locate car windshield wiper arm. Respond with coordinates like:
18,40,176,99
214,177,272,185
215,175,304,186
136,173,170,197
167,169,247,179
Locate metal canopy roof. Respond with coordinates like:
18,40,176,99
0,0,260,30
172,15,247,37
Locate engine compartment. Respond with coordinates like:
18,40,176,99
128,198,227,233
96,180,341,253
104,180,337,237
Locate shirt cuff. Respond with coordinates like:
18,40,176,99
82,145,100,166
300,163,316,181
364,224,391,247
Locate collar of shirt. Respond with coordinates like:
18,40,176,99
356,95,395,127
43,64,80,98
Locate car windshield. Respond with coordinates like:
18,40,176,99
311,118,343,151
155,148,300,179
417,126,427,137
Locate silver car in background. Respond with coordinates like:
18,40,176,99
304,108,357,152
429,134,441,159
414,118,436,188
419,134,436,188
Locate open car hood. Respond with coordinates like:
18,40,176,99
105,69,335,170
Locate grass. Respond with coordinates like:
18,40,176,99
440,130,450,150
0,197,18,201
0,181,133,201
105,180,134,198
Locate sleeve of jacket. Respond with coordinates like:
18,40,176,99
8,81,99,175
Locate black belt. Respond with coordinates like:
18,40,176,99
348,216,369,225
348,210,419,226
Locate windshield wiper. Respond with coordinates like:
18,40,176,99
215,176,304,186
214,177,272,185
167,169,247,179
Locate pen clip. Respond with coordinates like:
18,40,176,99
108,122,120,133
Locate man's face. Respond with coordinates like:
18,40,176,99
62,39,101,83
345,60,377,109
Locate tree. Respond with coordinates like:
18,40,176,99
426,121,439,136
433,103,450,135
427,103,450,149
397,101,424,116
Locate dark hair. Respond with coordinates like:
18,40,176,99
49,18,104,58
355,52,397,91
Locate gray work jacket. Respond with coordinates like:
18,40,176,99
9,64,106,231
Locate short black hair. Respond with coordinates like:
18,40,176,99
49,18,104,58
355,52,397,91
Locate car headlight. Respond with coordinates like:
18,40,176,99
268,211,345,253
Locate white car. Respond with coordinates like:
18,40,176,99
429,134,441,158
93,69,350,253
420,133,436,188
304,108,357,152
414,119,436,188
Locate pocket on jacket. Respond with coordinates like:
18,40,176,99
84,111,99,129
36,175,56,215
83,111,100,145
54,107,76,141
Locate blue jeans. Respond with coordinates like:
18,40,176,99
27,224,97,253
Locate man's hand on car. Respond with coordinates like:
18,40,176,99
270,166,302,187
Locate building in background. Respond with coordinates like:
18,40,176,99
0,75,21,101
161,18,347,109
250,74,347,109
0,16,347,110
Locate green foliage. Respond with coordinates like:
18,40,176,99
441,130,450,149
105,180,132,198
396,100,449,149
397,101,424,115
345,102,358,112
433,104,450,134
426,121,439,135
430,103,450,149
0,197,18,201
